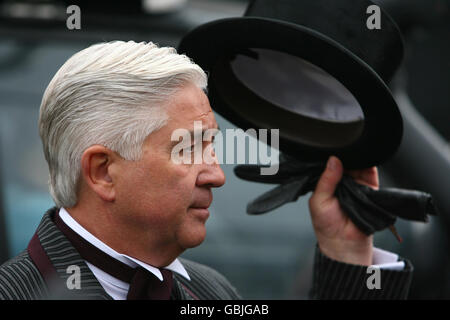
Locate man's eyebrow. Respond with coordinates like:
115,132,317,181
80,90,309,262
186,125,221,137
170,126,221,146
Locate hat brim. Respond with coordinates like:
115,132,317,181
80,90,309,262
178,17,403,169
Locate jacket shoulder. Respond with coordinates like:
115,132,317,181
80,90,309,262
0,250,47,300
177,258,241,300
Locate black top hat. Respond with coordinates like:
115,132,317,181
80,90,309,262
178,0,405,169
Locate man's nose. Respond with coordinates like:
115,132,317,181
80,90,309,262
196,163,226,188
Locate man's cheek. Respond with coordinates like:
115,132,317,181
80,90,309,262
164,166,196,189
168,161,193,176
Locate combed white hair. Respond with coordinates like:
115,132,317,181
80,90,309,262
39,40,207,208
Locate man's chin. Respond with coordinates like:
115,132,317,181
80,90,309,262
188,207,210,221
179,227,207,250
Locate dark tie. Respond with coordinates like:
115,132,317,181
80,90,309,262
53,210,173,300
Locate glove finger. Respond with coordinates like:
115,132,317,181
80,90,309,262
364,187,438,221
234,160,325,184
247,178,311,214
234,164,289,184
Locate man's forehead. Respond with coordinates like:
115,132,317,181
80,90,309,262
167,108,218,129
166,87,218,130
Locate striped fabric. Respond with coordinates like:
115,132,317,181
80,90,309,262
0,250,48,300
310,246,413,299
0,207,412,300
0,207,240,300
175,259,243,300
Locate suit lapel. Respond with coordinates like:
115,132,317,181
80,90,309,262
34,207,196,300
35,207,112,300
172,275,197,300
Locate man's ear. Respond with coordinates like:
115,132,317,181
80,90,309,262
80,145,118,202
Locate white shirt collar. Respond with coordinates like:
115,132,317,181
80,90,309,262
59,207,190,282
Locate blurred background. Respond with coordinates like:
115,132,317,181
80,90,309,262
0,0,449,299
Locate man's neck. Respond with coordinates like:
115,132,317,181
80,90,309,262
64,204,183,267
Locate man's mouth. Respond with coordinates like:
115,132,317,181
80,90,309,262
188,205,211,220
190,193,212,209
189,203,211,210
189,194,213,213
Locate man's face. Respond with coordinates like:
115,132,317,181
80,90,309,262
112,84,225,255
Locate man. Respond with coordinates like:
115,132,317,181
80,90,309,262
0,41,412,300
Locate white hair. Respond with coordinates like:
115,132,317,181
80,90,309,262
39,40,207,208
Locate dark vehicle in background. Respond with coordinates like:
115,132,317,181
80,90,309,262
0,0,449,299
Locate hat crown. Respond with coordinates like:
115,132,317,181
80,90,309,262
245,0,404,82
177,0,404,168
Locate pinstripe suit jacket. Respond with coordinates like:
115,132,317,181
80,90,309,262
0,207,240,300
0,207,413,300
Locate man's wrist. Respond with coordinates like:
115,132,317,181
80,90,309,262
317,236,373,266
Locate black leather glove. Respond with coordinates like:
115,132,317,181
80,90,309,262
234,154,437,239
